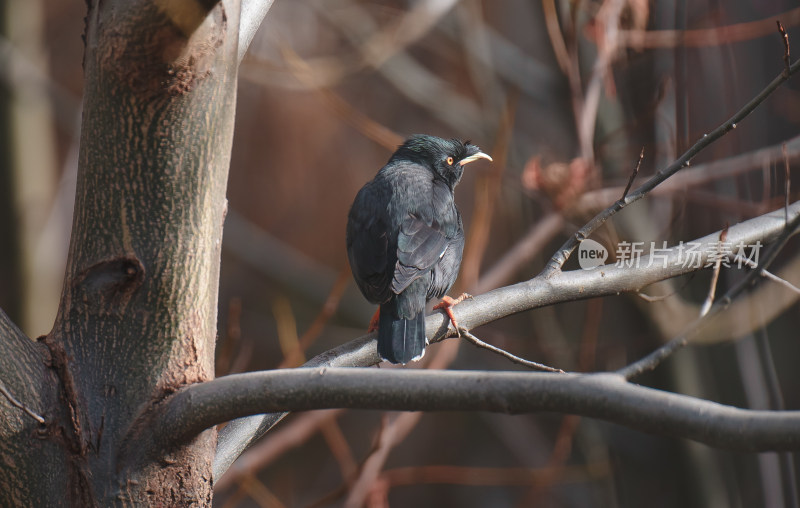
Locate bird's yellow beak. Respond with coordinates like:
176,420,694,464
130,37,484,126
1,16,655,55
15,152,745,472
459,152,493,166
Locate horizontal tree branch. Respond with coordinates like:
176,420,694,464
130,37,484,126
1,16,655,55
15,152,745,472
161,368,800,454
212,200,800,477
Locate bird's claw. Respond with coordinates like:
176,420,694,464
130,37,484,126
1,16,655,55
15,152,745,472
433,293,473,336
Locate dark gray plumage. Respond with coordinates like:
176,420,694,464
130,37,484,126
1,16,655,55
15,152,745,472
346,135,491,364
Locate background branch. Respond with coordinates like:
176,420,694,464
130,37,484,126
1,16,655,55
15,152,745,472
546,57,800,274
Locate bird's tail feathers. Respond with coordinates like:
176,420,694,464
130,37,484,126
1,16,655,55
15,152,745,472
377,301,426,364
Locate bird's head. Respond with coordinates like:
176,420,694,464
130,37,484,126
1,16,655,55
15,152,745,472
390,134,492,189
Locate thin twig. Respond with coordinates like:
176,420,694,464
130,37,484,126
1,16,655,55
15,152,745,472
344,412,422,508
575,135,800,212
545,56,800,276
215,410,345,492
319,418,358,485
784,142,792,224
237,474,288,508
636,273,697,302
635,292,672,303
0,380,45,425
700,226,728,317
474,212,564,294
618,212,800,380
578,0,626,163
618,7,800,49
778,20,791,76
541,0,572,75
280,46,403,151
621,147,644,200
379,462,605,487
277,268,351,369
460,330,564,373
459,93,515,289
734,254,800,295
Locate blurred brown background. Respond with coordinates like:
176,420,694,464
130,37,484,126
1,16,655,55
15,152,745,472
2,0,800,506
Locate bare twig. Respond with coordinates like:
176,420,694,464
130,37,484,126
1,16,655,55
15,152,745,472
541,0,572,75
344,412,422,508
546,56,800,275
474,212,565,294
237,474,287,508
278,268,351,369
0,380,45,425
342,325,461,507
619,7,800,49
460,330,564,373
579,0,626,163
575,135,800,213
280,46,404,151
459,94,515,289
216,298,243,376
618,211,800,380
784,142,792,224
734,254,800,296
699,226,728,317
214,410,344,492
380,462,606,487
622,147,644,200
272,297,302,366
778,20,791,76
319,418,358,486
635,292,672,303
312,0,485,134
636,273,697,303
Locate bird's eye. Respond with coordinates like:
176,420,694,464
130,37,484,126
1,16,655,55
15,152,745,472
446,156,454,165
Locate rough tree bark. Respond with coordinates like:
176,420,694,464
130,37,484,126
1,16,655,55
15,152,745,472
0,1,239,505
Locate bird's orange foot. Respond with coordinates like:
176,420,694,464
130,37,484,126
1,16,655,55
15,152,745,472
433,293,473,336
367,308,381,333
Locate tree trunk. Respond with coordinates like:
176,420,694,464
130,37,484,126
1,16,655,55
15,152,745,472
0,1,240,505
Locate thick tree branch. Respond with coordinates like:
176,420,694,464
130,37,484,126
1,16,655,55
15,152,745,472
238,0,275,62
210,202,800,477
545,57,800,275
166,368,800,453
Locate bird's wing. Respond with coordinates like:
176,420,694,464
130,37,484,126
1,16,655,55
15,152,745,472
429,221,464,299
347,213,393,303
391,214,450,294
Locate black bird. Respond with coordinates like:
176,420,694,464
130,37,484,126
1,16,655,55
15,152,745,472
346,135,492,364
